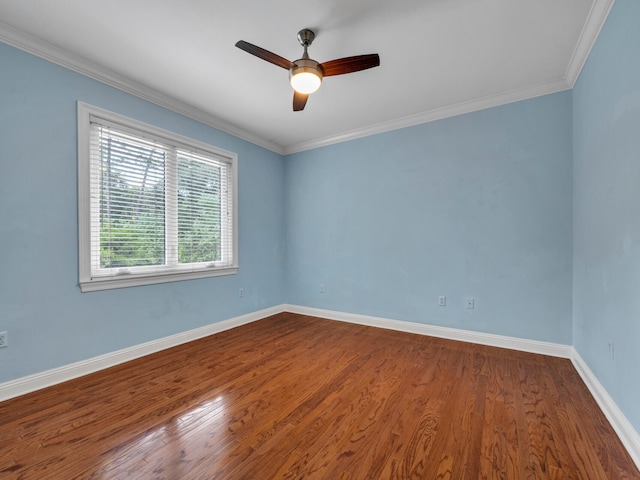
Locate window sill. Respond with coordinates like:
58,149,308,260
79,267,238,292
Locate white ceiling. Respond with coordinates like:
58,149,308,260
0,0,614,154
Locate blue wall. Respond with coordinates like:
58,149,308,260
1,2,638,442
285,93,574,343
0,42,286,382
573,0,640,432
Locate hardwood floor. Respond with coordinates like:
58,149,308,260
1,312,638,479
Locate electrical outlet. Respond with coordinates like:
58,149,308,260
320,284,325,293
466,297,475,309
239,288,244,298
438,296,446,306
608,341,614,360
0,331,7,348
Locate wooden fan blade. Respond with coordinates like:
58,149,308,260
320,54,380,77
293,91,309,111
235,40,295,70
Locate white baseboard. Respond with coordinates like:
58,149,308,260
284,304,640,471
0,305,284,402
284,304,573,358
3,302,638,471
571,350,640,470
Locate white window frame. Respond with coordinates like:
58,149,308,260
77,102,238,292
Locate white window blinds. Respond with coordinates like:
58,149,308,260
78,103,237,291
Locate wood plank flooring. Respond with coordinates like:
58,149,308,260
1,312,638,479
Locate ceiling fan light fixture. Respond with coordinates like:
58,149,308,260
289,60,323,94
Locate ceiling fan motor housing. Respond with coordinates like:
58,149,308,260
290,58,324,82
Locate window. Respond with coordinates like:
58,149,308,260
78,102,237,292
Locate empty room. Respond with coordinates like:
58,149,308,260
0,0,639,478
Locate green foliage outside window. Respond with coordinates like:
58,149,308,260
99,136,222,269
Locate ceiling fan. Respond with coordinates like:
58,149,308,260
235,29,380,111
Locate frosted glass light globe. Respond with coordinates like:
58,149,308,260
290,71,322,94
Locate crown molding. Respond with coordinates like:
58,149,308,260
564,0,616,87
282,0,615,155
1,0,614,157
0,21,285,155
283,78,571,155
